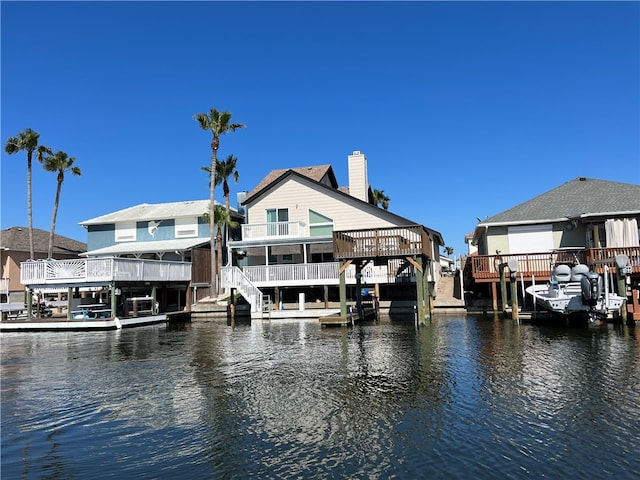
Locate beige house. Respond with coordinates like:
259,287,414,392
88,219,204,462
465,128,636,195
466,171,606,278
222,151,444,312
1,227,86,303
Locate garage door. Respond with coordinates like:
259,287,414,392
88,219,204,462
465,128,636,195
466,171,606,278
508,225,553,254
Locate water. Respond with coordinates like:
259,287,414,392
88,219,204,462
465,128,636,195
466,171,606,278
2,315,639,479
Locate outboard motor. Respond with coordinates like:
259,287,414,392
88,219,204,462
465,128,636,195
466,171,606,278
581,272,602,306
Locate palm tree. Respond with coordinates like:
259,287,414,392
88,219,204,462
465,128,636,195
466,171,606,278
372,188,390,210
42,150,81,257
194,108,245,296
213,204,239,293
4,129,50,259
444,246,454,257
216,154,240,214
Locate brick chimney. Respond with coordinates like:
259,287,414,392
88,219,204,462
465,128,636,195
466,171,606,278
348,150,368,202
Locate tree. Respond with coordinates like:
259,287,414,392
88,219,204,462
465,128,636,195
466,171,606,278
372,188,390,210
42,150,81,257
194,108,245,296
4,129,50,259
443,246,454,257
215,154,240,214
213,205,239,292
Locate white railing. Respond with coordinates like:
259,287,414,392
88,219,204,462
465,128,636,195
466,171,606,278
233,262,416,288
221,266,264,312
21,257,191,285
241,221,305,240
0,277,9,296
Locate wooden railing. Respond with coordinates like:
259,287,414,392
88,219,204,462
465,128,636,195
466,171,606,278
470,247,640,282
20,257,192,286
333,225,432,260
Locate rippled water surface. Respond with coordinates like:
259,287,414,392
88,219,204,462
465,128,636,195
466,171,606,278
2,315,639,479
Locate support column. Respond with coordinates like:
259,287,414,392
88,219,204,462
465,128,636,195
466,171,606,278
26,289,33,319
510,275,519,322
111,284,117,318
151,286,157,314
500,265,508,314
67,287,73,320
424,259,431,323
323,284,329,309
355,262,363,318
339,260,347,317
491,282,498,312
415,257,426,325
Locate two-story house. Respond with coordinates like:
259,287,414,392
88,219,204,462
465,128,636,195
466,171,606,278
77,199,242,309
468,177,640,319
222,151,444,316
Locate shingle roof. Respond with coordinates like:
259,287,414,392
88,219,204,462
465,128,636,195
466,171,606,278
480,177,640,225
242,165,336,204
1,227,86,254
79,200,232,226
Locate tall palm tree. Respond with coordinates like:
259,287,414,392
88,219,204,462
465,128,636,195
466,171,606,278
213,204,239,293
194,108,245,296
372,188,390,210
42,150,81,257
4,129,50,259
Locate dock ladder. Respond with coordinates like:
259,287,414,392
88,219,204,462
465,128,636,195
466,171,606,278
262,295,273,320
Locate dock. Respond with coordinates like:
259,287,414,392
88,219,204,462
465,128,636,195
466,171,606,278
0,311,191,332
319,305,378,326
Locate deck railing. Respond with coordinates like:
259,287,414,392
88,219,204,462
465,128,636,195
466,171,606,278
220,266,263,312
470,246,640,282
20,257,191,286
226,261,416,288
241,221,305,241
333,225,432,260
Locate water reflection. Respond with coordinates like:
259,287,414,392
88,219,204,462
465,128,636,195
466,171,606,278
2,316,639,479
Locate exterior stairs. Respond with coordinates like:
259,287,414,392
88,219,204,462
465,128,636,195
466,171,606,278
433,275,466,312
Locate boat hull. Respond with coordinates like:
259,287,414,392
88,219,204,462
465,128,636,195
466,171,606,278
526,282,624,320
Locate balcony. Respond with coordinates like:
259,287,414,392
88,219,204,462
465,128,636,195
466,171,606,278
20,257,192,286
241,221,306,241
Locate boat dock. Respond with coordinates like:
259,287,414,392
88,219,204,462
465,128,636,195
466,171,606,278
0,311,191,332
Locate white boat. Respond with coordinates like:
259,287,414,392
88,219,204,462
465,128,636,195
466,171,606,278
526,263,625,320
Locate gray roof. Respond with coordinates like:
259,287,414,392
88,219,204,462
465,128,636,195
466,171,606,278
79,200,233,226
1,227,86,254
480,177,640,226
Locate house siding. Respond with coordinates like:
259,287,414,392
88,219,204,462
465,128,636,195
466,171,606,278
246,176,403,232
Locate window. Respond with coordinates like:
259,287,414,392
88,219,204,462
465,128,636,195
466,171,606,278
175,217,198,238
266,208,289,236
309,210,333,237
115,222,136,242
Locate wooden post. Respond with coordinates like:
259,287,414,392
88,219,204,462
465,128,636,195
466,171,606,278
26,289,33,319
111,284,117,318
355,262,363,318
274,286,280,310
67,287,73,321
617,268,628,324
424,259,431,323
415,257,426,325
339,260,347,317
510,274,519,322
491,282,498,312
324,285,329,309
500,265,508,314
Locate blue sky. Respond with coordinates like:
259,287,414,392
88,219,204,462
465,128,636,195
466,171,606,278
2,1,638,258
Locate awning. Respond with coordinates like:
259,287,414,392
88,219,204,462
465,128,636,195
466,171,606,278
82,238,209,257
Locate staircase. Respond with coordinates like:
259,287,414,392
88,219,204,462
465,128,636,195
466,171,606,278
433,275,466,312
220,266,264,313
